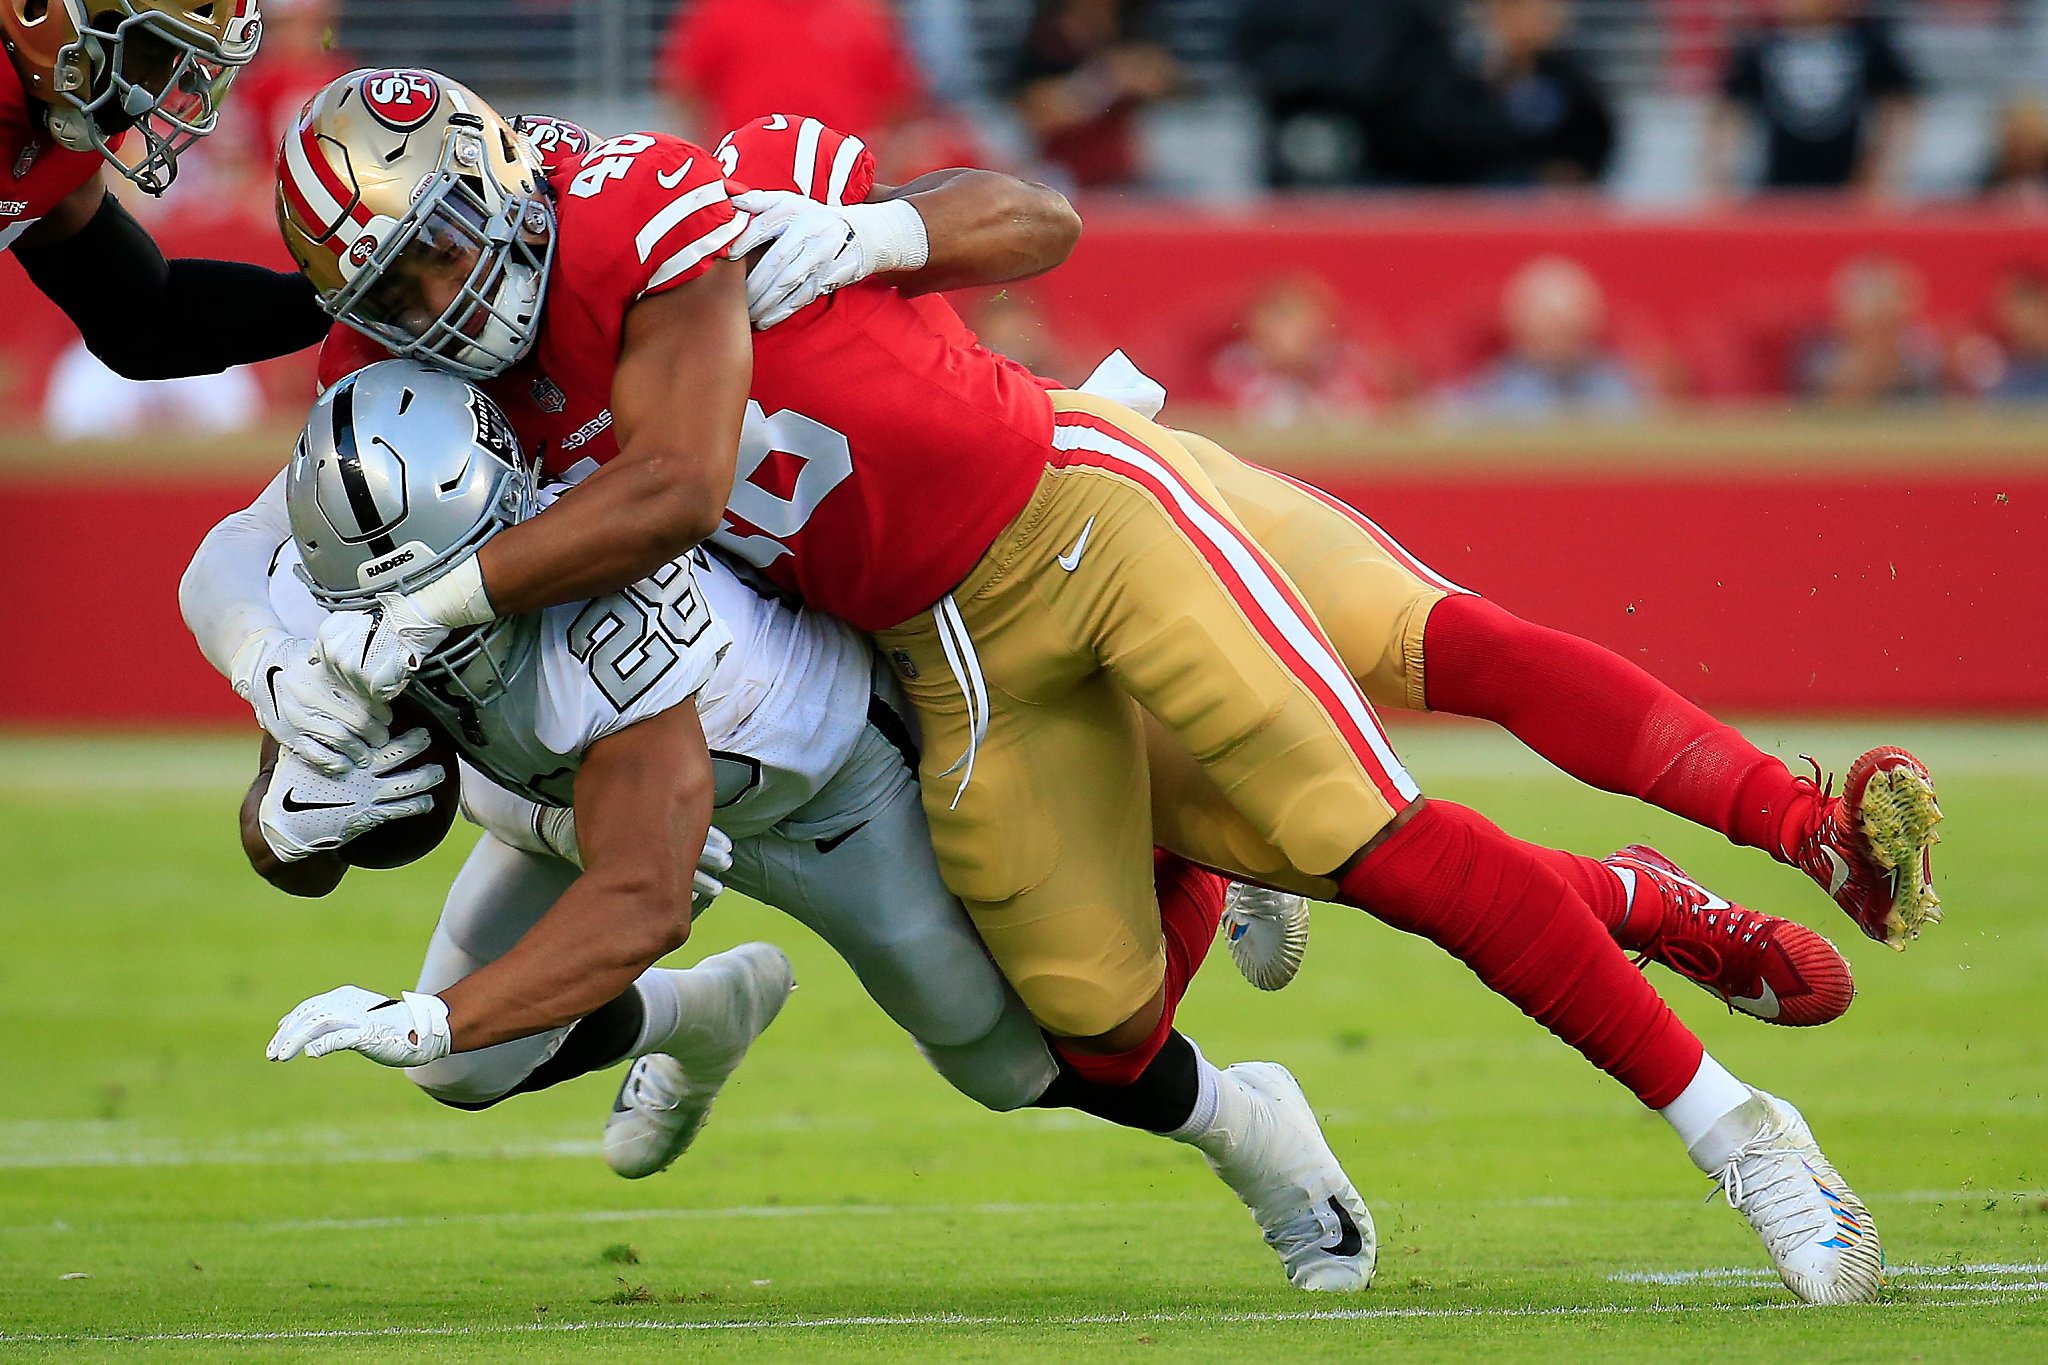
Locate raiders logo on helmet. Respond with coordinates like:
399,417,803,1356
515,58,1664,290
468,389,520,463
360,69,443,133
531,375,567,414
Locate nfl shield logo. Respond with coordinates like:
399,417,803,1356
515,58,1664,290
531,376,567,414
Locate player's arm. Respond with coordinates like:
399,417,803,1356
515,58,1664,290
14,179,333,380
267,704,715,1066
470,261,753,614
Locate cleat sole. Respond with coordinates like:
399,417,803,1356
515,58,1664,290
1859,768,1944,949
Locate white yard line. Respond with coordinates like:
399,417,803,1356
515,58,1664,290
0,1296,2036,1347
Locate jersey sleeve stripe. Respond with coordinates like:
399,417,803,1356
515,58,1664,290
645,213,749,291
633,178,731,263
793,117,824,198
825,134,866,206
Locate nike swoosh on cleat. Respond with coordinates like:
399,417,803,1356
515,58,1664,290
1321,1198,1363,1258
1820,847,1853,897
1728,980,1783,1020
279,790,352,813
1057,516,1096,572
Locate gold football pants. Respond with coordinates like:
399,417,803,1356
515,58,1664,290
873,392,1426,1036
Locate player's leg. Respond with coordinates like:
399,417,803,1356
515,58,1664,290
1177,432,1940,947
1040,393,1879,1299
402,829,791,1175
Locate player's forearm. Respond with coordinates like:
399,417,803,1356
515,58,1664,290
883,169,1081,296
181,472,294,677
436,873,691,1051
472,448,727,613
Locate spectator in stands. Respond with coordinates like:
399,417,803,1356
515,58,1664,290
1006,0,1179,189
1797,256,1943,404
1235,0,1518,187
1712,0,1918,196
1451,257,1644,422
1211,275,1381,426
1478,0,1616,186
1980,97,2048,203
225,0,351,176
1955,269,2048,401
658,0,924,149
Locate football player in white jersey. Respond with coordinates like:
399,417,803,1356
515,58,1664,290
188,360,1376,1292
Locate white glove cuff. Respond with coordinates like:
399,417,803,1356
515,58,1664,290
228,629,283,700
399,991,454,1062
856,198,931,274
405,557,495,630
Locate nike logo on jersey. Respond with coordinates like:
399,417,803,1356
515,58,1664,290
1321,1198,1364,1257
278,790,352,813
1729,980,1783,1020
1057,516,1097,572
1820,846,1853,897
657,159,695,190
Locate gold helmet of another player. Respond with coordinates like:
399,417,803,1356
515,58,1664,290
1,0,262,194
277,67,555,381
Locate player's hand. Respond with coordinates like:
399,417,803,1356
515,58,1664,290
315,596,451,705
730,191,928,329
693,825,733,915
267,985,452,1067
258,730,445,862
231,629,392,773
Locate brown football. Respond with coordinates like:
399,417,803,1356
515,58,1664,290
343,699,462,869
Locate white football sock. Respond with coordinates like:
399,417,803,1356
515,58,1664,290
1167,1049,1252,1161
1659,1052,1755,1163
628,967,689,1057
1609,863,1640,937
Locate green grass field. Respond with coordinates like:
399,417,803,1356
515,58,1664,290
2,722,2043,1362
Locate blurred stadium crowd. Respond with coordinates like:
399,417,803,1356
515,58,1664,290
21,0,2048,433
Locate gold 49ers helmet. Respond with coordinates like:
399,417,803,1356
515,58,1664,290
1,0,262,194
277,68,555,382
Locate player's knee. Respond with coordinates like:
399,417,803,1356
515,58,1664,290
406,1059,516,1110
917,1022,1058,1113
1014,972,1149,1041
1269,775,1401,878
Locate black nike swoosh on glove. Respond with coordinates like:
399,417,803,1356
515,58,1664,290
265,664,285,712
279,790,352,813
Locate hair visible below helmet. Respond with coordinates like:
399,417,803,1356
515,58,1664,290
277,67,555,381
287,359,538,704
1,0,262,194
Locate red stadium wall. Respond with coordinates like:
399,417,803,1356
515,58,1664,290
2,464,2040,725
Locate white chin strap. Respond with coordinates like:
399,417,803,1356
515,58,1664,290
452,259,542,376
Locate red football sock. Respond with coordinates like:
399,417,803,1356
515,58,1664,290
1338,800,1704,1108
1053,853,1227,1089
1423,595,1817,861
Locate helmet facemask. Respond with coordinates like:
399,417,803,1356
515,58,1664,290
44,2,258,195
324,115,556,382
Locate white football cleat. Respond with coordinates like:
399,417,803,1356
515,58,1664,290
603,943,795,1180
1222,882,1310,991
1693,1088,1884,1305
1202,1061,1375,1291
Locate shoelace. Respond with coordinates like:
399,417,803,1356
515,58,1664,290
1712,1130,1829,1248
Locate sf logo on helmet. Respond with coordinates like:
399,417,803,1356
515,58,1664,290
361,70,442,133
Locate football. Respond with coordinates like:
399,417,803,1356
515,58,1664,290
343,699,462,869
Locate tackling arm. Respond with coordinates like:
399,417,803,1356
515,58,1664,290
434,704,715,1052
16,182,333,380
870,169,1081,296
468,262,753,615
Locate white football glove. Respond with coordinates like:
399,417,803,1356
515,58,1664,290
258,729,446,862
231,629,392,774
266,986,452,1067
730,190,929,329
692,825,733,915
316,556,496,704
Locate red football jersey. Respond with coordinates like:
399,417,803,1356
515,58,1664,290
319,119,1055,630
1,65,115,253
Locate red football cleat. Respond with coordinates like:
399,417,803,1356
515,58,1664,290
1785,747,1943,950
1607,845,1855,1028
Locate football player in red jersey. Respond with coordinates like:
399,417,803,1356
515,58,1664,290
2,1,334,378
272,70,1885,1303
